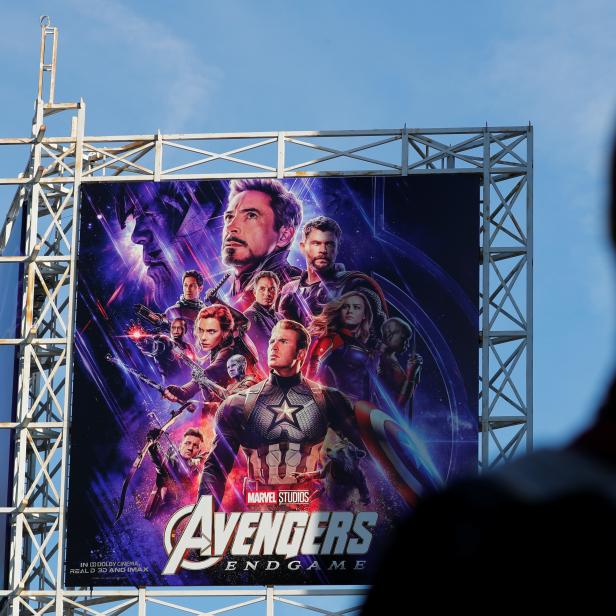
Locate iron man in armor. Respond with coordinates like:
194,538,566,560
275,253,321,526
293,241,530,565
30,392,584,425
199,319,365,508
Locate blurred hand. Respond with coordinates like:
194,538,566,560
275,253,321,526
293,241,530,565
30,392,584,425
146,428,162,441
163,386,182,402
407,353,423,370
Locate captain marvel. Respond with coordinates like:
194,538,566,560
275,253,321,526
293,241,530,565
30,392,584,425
307,290,375,402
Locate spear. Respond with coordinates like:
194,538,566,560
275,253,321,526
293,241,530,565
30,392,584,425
106,353,165,396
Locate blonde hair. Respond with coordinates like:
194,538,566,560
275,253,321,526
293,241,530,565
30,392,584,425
309,291,373,343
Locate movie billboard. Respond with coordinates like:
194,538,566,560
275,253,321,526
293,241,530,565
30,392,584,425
65,175,479,586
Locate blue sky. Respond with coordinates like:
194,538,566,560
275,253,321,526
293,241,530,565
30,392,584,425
1,0,616,452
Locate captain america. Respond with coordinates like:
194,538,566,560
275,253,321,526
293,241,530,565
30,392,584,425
199,319,366,508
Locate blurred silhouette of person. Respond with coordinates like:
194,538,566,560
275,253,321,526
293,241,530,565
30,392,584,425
362,139,616,611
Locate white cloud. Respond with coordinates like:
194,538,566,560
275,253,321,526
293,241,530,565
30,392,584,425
482,3,616,315
68,0,220,130
483,3,616,169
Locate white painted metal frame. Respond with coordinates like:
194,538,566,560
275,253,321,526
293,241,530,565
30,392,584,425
0,19,532,616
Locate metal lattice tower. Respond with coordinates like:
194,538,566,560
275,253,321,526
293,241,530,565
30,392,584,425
0,18,532,616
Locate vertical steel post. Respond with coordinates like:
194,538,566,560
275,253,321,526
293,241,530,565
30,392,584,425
277,132,285,179
154,130,162,182
138,587,147,616
36,21,47,102
11,94,45,615
526,125,534,452
54,100,85,616
481,128,491,468
49,28,58,104
37,18,58,105
401,125,408,176
266,585,275,616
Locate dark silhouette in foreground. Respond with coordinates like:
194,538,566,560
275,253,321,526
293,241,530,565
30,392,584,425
362,140,616,610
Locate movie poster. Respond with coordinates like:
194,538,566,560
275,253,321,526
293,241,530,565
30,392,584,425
65,176,479,586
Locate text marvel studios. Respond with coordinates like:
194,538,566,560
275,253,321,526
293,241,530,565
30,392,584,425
65,176,478,585
246,489,310,505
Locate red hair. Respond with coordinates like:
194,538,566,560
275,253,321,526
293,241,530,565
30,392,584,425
196,304,235,334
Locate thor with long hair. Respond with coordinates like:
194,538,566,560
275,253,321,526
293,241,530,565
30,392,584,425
279,215,388,333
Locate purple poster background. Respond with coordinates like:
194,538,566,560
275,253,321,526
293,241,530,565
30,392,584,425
65,175,479,586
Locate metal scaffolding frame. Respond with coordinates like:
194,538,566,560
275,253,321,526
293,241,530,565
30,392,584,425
0,18,532,616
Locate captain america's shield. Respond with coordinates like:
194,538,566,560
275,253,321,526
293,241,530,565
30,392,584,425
355,400,444,506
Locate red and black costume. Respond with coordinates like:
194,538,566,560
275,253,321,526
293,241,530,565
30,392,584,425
377,351,422,419
307,328,374,403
